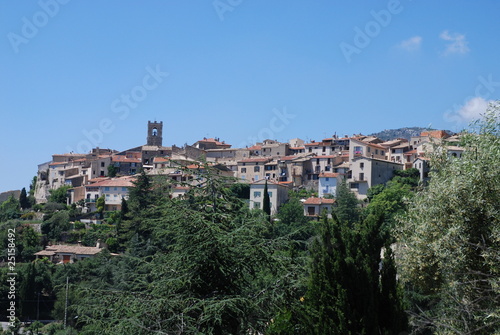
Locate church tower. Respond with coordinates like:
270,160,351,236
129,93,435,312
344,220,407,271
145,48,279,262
147,121,163,146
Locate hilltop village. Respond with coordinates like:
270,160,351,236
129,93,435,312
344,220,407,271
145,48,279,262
34,120,463,216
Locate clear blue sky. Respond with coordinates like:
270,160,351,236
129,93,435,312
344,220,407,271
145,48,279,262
1,0,499,192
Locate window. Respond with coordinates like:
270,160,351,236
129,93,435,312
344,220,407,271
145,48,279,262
114,187,118,191
152,128,158,136
350,182,359,189
325,177,329,181
381,151,385,155
268,192,272,197
354,146,362,155
122,187,127,191
254,166,260,172
367,147,371,153
308,206,315,215
375,149,379,155
241,175,246,180
241,168,247,173
101,162,105,167
360,162,364,168
254,202,260,209
254,191,262,198
254,175,259,181
359,173,364,181
104,187,110,191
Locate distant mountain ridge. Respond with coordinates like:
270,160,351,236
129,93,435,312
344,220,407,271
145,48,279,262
368,127,452,141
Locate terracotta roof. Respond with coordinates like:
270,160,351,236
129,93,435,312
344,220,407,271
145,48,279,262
238,158,271,163
112,155,141,163
404,149,417,155
196,138,231,147
420,130,450,139
319,172,339,178
316,155,335,159
153,157,170,163
87,177,109,183
87,177,136,188
248,145,262,150
35,244,103,256
289,146,305,150
392,143,410,149
279,155,301,161
305,141,329,147
303,197,335,205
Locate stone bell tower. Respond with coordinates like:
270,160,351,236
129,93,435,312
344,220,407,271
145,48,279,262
147,121,163,146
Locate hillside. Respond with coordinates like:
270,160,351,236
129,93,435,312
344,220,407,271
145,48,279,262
368,127,451,141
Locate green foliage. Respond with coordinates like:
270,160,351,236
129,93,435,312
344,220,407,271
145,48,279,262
107,164,118,177
19,187,30,210
263,180,271,217
48,185,71,204
334,179,360,226
300,208,407,333
41,210,70,240
228,182,250,199
96,196,105,215
16,224,42,262
397,108,500,333
0,195,20,222
274,197,314,244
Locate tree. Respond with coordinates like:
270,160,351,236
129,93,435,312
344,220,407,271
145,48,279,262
263,180,271,218
397,108,500,333
19,188,30,210
96,196,105,216
107,164,118,178
0,195,20,222
48,185,70,204
334,178,360,226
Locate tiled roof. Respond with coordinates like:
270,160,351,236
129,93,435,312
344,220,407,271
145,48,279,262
35,244,103,256
248,145,262,150
303,197,335,205
238,158,271,163
87,177,136,188
279,155,301,161
420,130,450,139
196,138,231,147
319,172,339,178
153,157,170,163
112,155,141,163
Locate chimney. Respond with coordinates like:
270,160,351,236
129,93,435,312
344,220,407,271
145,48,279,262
96,239,102,249
77,241,82,246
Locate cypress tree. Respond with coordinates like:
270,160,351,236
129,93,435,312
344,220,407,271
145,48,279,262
263,180,271,218
19,187,29,210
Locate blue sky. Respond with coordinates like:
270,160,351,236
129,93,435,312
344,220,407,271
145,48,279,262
1,0,499,192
